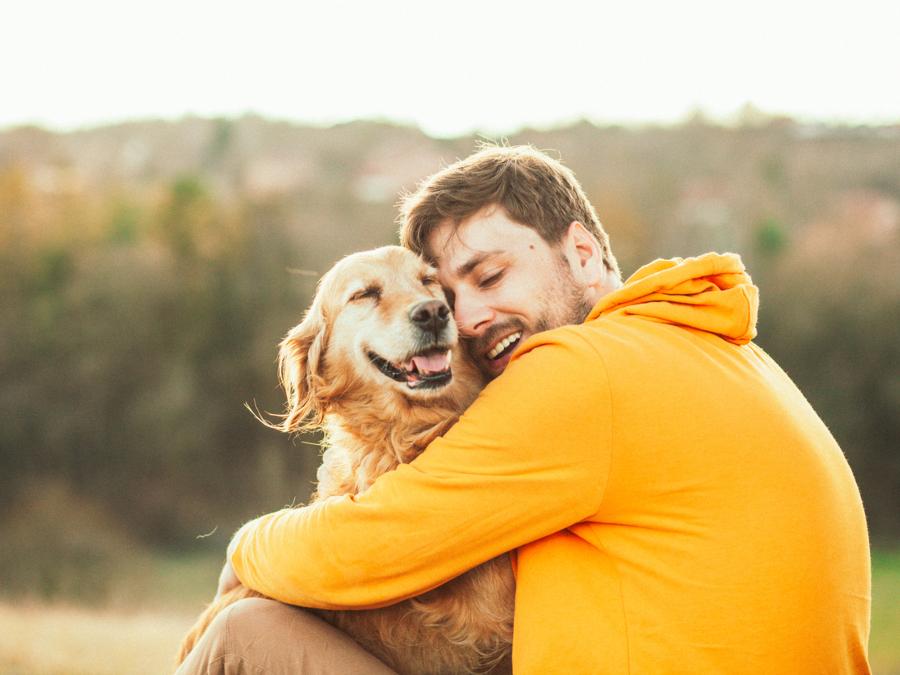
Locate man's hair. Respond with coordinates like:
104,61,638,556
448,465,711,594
399,144,620,278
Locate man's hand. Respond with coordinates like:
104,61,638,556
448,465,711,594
216,558,242,599
217,520,253,598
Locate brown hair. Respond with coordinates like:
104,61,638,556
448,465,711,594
399,144,620,278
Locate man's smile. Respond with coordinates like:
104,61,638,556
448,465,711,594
486,331,522,360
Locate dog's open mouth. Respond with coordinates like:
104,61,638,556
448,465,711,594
368,348,453,389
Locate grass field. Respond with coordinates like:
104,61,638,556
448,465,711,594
1,550,898,674
0,551,222,675
871,549,900,675
0,603,196,675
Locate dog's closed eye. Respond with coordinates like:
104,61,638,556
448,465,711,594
349,285,382,303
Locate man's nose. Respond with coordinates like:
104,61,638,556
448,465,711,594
408,299,450,335
452,292,493,337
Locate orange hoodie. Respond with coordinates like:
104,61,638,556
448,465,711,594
232,253,871,674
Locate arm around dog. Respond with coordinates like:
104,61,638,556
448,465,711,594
230,326,612,609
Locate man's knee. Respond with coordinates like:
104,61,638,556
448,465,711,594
177,598,307,674
213,597,310,659
220,596,294,638
178,597,396,675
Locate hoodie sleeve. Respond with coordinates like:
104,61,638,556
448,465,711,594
230,327,612,609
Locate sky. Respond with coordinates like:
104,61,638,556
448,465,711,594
3,0,899,137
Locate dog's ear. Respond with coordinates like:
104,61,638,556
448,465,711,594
277,302,329,433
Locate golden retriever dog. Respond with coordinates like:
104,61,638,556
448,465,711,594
176,246,515,674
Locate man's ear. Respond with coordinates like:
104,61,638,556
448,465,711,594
563,221,605,286
277,303,328,433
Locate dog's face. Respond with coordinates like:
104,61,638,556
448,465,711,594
327,246,458,394
278,246,474,431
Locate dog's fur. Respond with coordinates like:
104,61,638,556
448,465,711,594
176,246,515,674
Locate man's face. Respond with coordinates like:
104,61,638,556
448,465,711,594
427,206,594,379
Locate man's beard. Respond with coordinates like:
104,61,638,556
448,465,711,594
466,257,595,379
533,256,595,332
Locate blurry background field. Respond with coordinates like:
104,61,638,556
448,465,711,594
0,551,221,675
2,1,899,672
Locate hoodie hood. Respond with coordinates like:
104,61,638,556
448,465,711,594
588,252,758,345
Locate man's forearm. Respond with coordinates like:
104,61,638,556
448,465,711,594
228,486,523,609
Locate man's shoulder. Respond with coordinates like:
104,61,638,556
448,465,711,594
502,324,615,396
514,316,655,366
516,323,605,361
509,314,696,390
486,324,614,427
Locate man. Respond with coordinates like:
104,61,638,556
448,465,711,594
183,145,871,673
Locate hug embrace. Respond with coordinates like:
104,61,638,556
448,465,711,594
176,145,871,674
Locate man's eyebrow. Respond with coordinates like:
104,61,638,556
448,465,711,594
455,250,504,278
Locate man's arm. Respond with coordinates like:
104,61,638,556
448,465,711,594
230,327,612,609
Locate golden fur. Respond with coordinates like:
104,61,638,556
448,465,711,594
176,246,514,674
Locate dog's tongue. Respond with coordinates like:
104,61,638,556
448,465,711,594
411,351,451,374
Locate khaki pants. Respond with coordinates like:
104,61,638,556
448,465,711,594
176,598,398,675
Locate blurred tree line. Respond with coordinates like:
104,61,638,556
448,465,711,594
0,116,897,601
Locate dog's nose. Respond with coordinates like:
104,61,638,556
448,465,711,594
409,300,450,334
